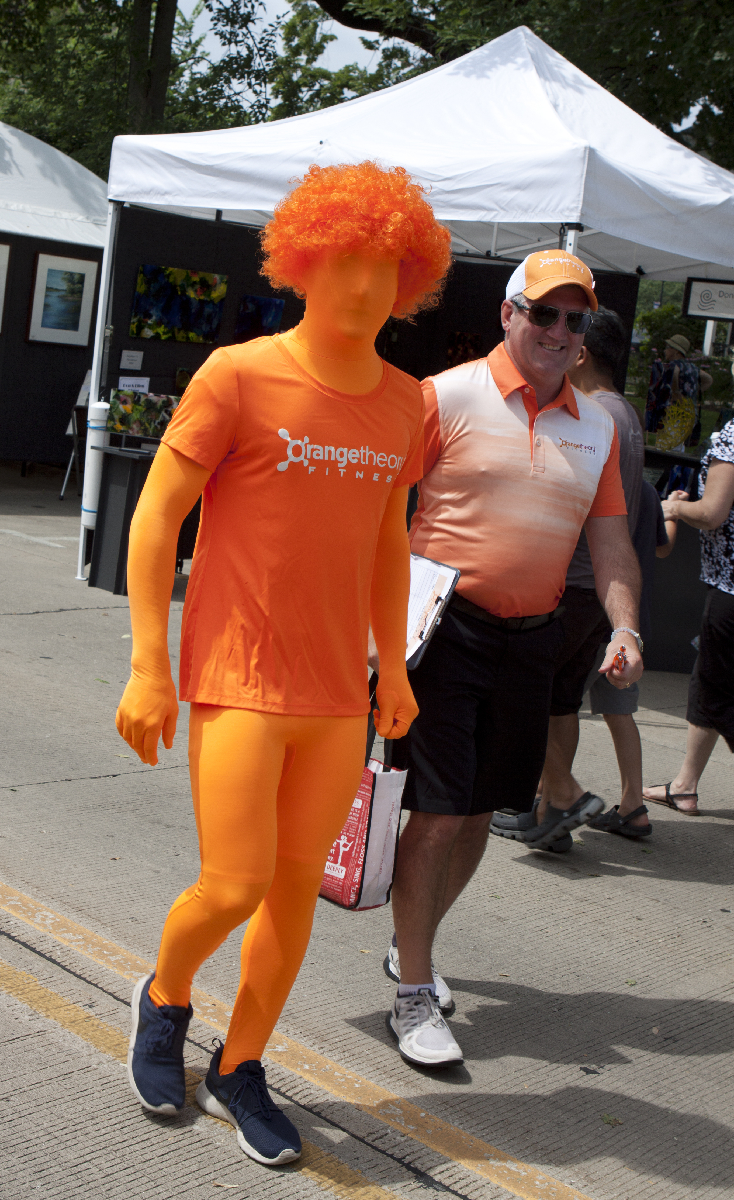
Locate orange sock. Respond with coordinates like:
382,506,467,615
148,703,365,1071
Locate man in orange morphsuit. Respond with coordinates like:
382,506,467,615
116,162,451,1166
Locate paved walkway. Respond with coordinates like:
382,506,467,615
1,463,732,1200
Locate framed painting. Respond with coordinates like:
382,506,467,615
27,254,98,346
0,243,9,333
130,264,228,343
234,293,285,343
107,390,180,439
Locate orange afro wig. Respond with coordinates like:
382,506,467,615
260,161,452,320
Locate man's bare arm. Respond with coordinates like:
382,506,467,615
585,513,643,689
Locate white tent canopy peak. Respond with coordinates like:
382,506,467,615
107,25,734,281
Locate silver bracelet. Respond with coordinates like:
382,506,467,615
610,627,643,653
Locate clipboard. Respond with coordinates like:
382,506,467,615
406,553,460,669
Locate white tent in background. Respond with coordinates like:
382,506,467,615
0,122,107,246
106,25,734,280
80,24,734,574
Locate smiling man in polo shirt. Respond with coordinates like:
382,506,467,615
383,250,643,1070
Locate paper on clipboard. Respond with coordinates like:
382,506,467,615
406,553,460,666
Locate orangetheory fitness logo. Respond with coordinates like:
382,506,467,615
276,428,405,479
559,437,596,455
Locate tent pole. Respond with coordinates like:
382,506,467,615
491,223,499,257
562,223,584,256
76,199,122,581
702,320,716,357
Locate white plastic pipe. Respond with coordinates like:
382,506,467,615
76,402,110,579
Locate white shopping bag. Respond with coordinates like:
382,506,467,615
320,758,407,910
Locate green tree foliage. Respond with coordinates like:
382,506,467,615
0,1,281,178
313,0,734,170
635,302,703,362
269,0,416,119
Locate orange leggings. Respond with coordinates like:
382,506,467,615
149,704,365,1073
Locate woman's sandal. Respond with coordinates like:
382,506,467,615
645,783,700,815
589,804,652,838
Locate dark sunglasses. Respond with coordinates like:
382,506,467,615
512,298,593,335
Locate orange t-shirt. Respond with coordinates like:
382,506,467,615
162,335,423,716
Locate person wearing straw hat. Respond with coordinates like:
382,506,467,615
645,333,712,452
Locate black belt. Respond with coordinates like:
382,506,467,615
450,592,562,632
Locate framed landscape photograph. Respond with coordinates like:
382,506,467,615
28,254,98,346
130,264,228,343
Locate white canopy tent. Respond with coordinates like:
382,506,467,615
0,121,107,246
106,25,734,282
79,24,734,574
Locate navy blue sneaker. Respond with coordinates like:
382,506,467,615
196,1044,301,1165
127,974,192,1114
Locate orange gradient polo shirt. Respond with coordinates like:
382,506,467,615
162,335,423,715
410,342,626,618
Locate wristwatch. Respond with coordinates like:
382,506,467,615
610,627,643,654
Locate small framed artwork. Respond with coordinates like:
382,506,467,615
130,264,228,343
234,293,285,343
0,243,10,333
28,254,98,346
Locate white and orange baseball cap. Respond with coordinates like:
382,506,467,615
506,250,597,311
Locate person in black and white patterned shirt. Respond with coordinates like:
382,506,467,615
644,420,734,814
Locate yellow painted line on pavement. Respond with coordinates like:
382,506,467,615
0,958,394,1200
0,881,593,1200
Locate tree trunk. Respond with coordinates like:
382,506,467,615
127,0,154,132
127,0,179,133
147,0,179,127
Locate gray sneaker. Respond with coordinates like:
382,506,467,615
388,989,463,1068
383,942,454,1014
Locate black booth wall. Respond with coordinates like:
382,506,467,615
378,256,639,390
105,206,304,400
105,207,640,400
0,231,102,464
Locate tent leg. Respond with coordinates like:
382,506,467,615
77,199,121,573
76,527,87,581
562,223,584,255
703,319,716,356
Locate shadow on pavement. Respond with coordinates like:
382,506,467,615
497,818,734,885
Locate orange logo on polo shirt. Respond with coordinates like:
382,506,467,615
559,436,596,455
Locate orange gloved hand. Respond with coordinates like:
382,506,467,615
373,676,419,740
116,669,179,766
115,442,210,766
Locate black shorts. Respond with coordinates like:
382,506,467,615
550,587,610,716
687,586,734,752
389,603,565,816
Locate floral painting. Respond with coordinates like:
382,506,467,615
129,264,228,343
107,390,180,439
234,293,285,342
